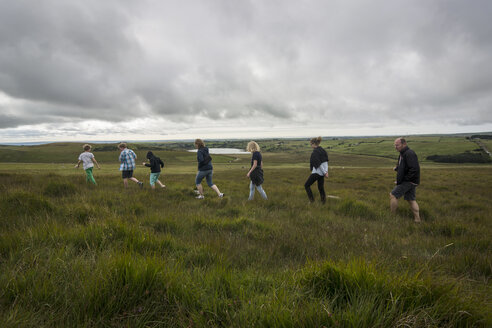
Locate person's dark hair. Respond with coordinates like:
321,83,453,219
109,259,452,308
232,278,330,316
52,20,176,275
146,151,154,159
310,136,322,146
118,142,127,149
194,138,205,148
83,144,91,151
399,138,407,145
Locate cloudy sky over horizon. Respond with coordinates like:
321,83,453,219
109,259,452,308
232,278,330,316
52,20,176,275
0,0,491,142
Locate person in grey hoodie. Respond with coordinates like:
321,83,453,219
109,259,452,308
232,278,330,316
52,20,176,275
194,139,224,199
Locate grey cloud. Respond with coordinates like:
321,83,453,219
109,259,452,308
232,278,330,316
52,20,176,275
0,0,491,134
0,0,146,123
0,113,37,128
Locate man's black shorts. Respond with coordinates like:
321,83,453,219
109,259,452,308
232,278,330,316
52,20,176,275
391,182,417,201
122,170,133,179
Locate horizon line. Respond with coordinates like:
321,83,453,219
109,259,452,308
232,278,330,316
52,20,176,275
1,131,491,146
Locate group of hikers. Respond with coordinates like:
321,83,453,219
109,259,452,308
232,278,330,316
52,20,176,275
76,137,421,222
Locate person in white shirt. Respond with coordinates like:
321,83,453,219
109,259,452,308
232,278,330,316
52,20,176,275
75,144,100,185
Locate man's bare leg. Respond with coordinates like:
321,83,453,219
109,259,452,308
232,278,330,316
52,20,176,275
196,184,204,196
211,184,222,196
408,200,421,222
390,193,399,214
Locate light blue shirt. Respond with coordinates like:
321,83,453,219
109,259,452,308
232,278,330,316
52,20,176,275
312,161,328,176
119,148,136,171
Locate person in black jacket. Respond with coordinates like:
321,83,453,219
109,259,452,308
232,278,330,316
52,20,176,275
246,141,268,200
390,138,421,222
194,139,224,199
305,136,329,203
142,151,165,189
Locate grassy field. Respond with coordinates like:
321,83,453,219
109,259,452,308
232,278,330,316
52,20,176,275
0,135,488,164
0,137,491,327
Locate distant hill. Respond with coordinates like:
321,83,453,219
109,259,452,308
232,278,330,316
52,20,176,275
0,135,491,164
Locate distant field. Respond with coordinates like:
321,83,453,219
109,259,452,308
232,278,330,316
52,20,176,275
0,137,491,327
480,139,492,152
0,135,490,165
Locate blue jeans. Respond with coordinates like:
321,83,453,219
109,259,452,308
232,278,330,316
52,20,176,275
249,181,267,200
195,170,214,187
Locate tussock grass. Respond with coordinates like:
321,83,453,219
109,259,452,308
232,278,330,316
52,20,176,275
299,260,483,327
43,181,77,197
193,217,269,233
0,157,491,327
336,199,379,220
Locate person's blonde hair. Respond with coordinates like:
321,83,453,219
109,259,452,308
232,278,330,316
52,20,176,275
246,141,260,152
83,144,91,151
118,142,127,149
310,136,322,146
194,138,205,148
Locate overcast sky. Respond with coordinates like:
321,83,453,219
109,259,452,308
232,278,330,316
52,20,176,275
0,0,491,143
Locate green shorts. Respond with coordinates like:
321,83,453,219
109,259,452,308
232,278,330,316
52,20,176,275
150,172,161,186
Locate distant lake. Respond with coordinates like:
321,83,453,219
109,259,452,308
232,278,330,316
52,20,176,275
188,148,248,155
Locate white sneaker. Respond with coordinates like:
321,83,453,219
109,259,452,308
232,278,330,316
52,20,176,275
219,193,224,198
196,195,204,199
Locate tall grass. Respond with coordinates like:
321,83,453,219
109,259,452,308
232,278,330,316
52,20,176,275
0,162,491,327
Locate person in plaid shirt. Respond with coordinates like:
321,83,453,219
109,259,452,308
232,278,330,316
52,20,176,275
118,143,143,189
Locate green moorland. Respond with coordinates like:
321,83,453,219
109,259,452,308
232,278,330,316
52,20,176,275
0,136,491,327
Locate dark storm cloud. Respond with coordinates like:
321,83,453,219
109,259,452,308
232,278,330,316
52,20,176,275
0,0,147,126
0,0,491,132
0,113,34,128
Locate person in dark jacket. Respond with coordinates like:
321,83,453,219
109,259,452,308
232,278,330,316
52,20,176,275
194,139,224,199
305,136,329,203
390,138,421,222
142,151,165,189
246,141,267,200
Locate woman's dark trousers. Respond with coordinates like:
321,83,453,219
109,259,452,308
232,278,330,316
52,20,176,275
304,174,325,203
